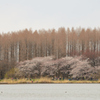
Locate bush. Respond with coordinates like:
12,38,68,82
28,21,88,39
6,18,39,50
4,68,18,79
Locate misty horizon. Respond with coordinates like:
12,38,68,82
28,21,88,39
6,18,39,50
0,0,100,33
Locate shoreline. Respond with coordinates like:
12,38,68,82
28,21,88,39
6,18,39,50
0,78,100,84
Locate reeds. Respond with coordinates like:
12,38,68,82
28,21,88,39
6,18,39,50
0,78,31,84
0,78,100,84
33,77,53,83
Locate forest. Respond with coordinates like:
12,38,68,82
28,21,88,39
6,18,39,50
0,27,100,79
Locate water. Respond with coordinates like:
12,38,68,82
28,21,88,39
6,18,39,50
0,84,100,100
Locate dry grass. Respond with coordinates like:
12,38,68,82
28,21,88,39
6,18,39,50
34,77,53,83
0,78,100,84
0,79,31,84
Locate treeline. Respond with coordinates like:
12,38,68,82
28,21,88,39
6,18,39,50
0,28,67,62
0,27,100,78
1,27,100,62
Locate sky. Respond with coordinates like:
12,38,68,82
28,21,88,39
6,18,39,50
0,0,100,33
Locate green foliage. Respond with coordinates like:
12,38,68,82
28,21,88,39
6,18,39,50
4,68,18,79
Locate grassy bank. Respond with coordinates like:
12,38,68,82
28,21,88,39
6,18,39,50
0,77,100,84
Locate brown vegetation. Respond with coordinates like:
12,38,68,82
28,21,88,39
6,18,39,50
0,27,100,79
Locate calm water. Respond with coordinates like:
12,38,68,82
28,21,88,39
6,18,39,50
0,84,100,100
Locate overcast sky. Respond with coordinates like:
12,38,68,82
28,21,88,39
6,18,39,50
0,0,100,33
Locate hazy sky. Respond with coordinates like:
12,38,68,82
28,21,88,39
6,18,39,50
0,0,100,33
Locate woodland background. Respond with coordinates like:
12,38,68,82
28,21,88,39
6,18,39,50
0,27,100,79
